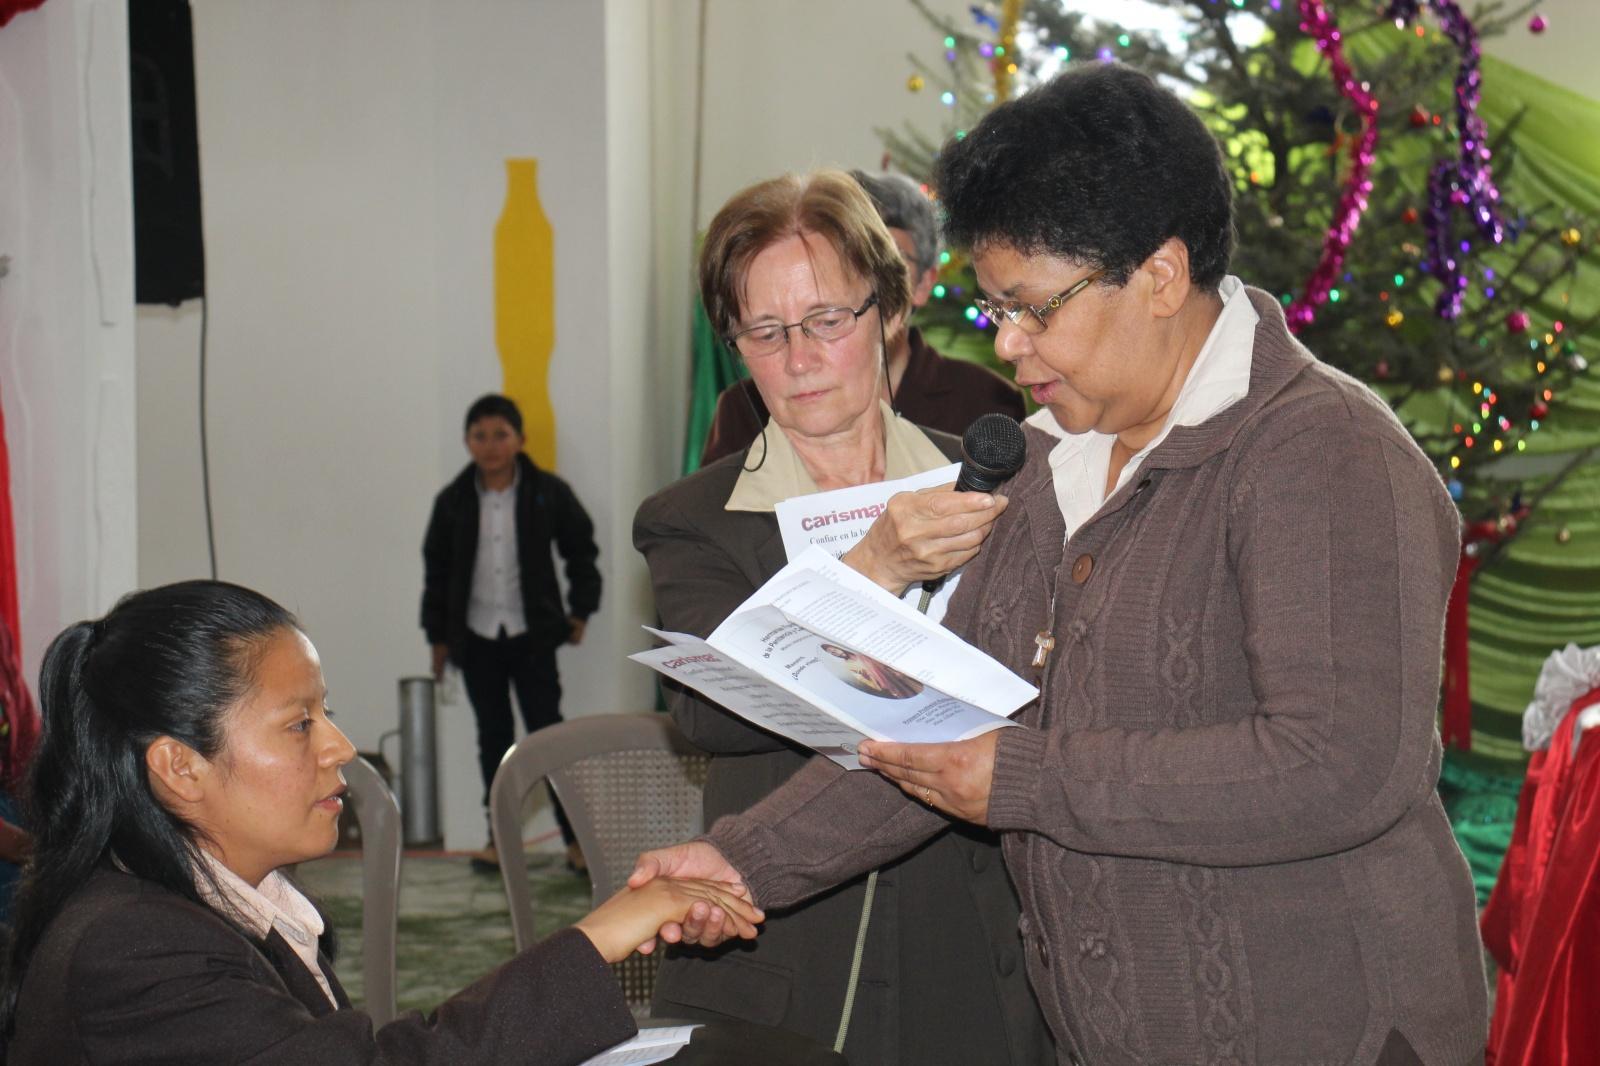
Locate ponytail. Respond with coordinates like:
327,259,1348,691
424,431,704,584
0,581,296,1036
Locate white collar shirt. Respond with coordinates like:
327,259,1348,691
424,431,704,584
196,850,337,1007
468,465,528,639
1025,274,1258,540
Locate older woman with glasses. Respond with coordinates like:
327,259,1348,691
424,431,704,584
636,66,1487,1065
632,170,1052,1065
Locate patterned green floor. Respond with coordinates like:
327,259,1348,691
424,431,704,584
296,851,592,1016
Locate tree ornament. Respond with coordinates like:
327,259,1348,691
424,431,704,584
907,74,925,92
1528,13,1548,33
1556,526,1572,544
1410,105,1430,128
1386,310,1405,328
1402,206,1419,224
1570,353,1589,372
1438,365,1456,384
1561,227,1582,246
1376,359,1391,377
1530,399,1549,419
1505,309,1531,334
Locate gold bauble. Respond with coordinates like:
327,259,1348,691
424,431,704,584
1437,365,1455,384
1561,227,1582,247
1556,526,1573,545
1386,310,1405,328
907,74,925,93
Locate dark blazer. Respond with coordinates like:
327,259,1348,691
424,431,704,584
699,328,1026,466
421,453,601,657
633,434,1054,1066
8,866,635,1065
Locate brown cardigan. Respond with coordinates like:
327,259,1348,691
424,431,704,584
710,289,1488,1065
9,865,635,1065
634,430,1053,1066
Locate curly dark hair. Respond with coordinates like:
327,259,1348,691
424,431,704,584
933,64,1235,291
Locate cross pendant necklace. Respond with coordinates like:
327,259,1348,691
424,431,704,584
1031,590,1059,669
1031,630,1055,668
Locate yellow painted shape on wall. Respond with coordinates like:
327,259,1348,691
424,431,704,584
494,158,557,470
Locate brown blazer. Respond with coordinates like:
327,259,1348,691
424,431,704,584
699,328,1026,467
8,866,636,1065
633,435,1053,1066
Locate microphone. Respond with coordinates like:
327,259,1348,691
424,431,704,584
920,414,1027,600
953,413,1027,495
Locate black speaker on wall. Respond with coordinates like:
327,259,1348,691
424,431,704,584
129,0,204,306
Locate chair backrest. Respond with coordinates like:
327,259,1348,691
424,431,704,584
489,713,709,1012
341,754,402,1026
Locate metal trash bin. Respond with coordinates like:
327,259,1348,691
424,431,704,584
393,676,441,847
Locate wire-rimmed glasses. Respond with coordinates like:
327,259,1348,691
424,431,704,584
727,294,879,358
973,269,1103,334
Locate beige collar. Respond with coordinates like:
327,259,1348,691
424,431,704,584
726,400,951,513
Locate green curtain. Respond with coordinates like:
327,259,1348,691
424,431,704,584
681,297,748,476
1430,55,1600,901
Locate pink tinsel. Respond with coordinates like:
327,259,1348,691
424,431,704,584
1286,0,1380,334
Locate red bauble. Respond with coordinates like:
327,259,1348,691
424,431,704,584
1402,207,1419,224
1530,400,1550,419
1410,106,1430,128
1506,309,1532,334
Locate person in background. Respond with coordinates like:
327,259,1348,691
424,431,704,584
634,169,1050,1065
0,581,761,1064
634,65,1487,1065
421,394,599,872
698,169,1024,466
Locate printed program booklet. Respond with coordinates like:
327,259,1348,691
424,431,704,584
630,546,1038,769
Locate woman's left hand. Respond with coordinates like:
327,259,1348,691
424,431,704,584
842,484,1008,595
857,732,999,824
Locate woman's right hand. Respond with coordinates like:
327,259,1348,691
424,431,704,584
842,484,1008,594
430,643,449,682
574,878,764,963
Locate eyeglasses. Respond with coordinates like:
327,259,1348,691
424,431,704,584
973,269,1103,335
727,295,879,358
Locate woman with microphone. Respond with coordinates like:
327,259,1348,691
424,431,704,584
632,169,1050,1065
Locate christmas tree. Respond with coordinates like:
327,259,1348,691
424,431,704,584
882,0,1600,894
885,0,1596,523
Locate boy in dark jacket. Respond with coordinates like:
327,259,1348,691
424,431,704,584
421,394,600,870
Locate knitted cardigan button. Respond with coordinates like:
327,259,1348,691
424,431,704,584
1071,554,1094,583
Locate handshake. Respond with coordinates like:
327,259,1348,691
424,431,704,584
574,841,750,963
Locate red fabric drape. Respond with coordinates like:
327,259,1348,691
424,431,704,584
1442,510,1529,751
1481,684,1600,1064
1441,551,1481,750
0,0,46,30
0,380,40,789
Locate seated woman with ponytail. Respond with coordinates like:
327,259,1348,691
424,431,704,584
0,580,763,1065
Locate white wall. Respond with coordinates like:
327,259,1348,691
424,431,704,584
136,0,631,850
0,0,136,690
693,0,974,222
1482,0,1600,103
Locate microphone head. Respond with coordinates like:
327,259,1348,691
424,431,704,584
958,413,1027,493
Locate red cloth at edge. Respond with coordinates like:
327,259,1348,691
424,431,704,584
1481,684,1600,1064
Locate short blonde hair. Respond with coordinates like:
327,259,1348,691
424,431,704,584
699,169,911,340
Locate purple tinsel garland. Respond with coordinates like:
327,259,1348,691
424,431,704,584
1385,0,1506,318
